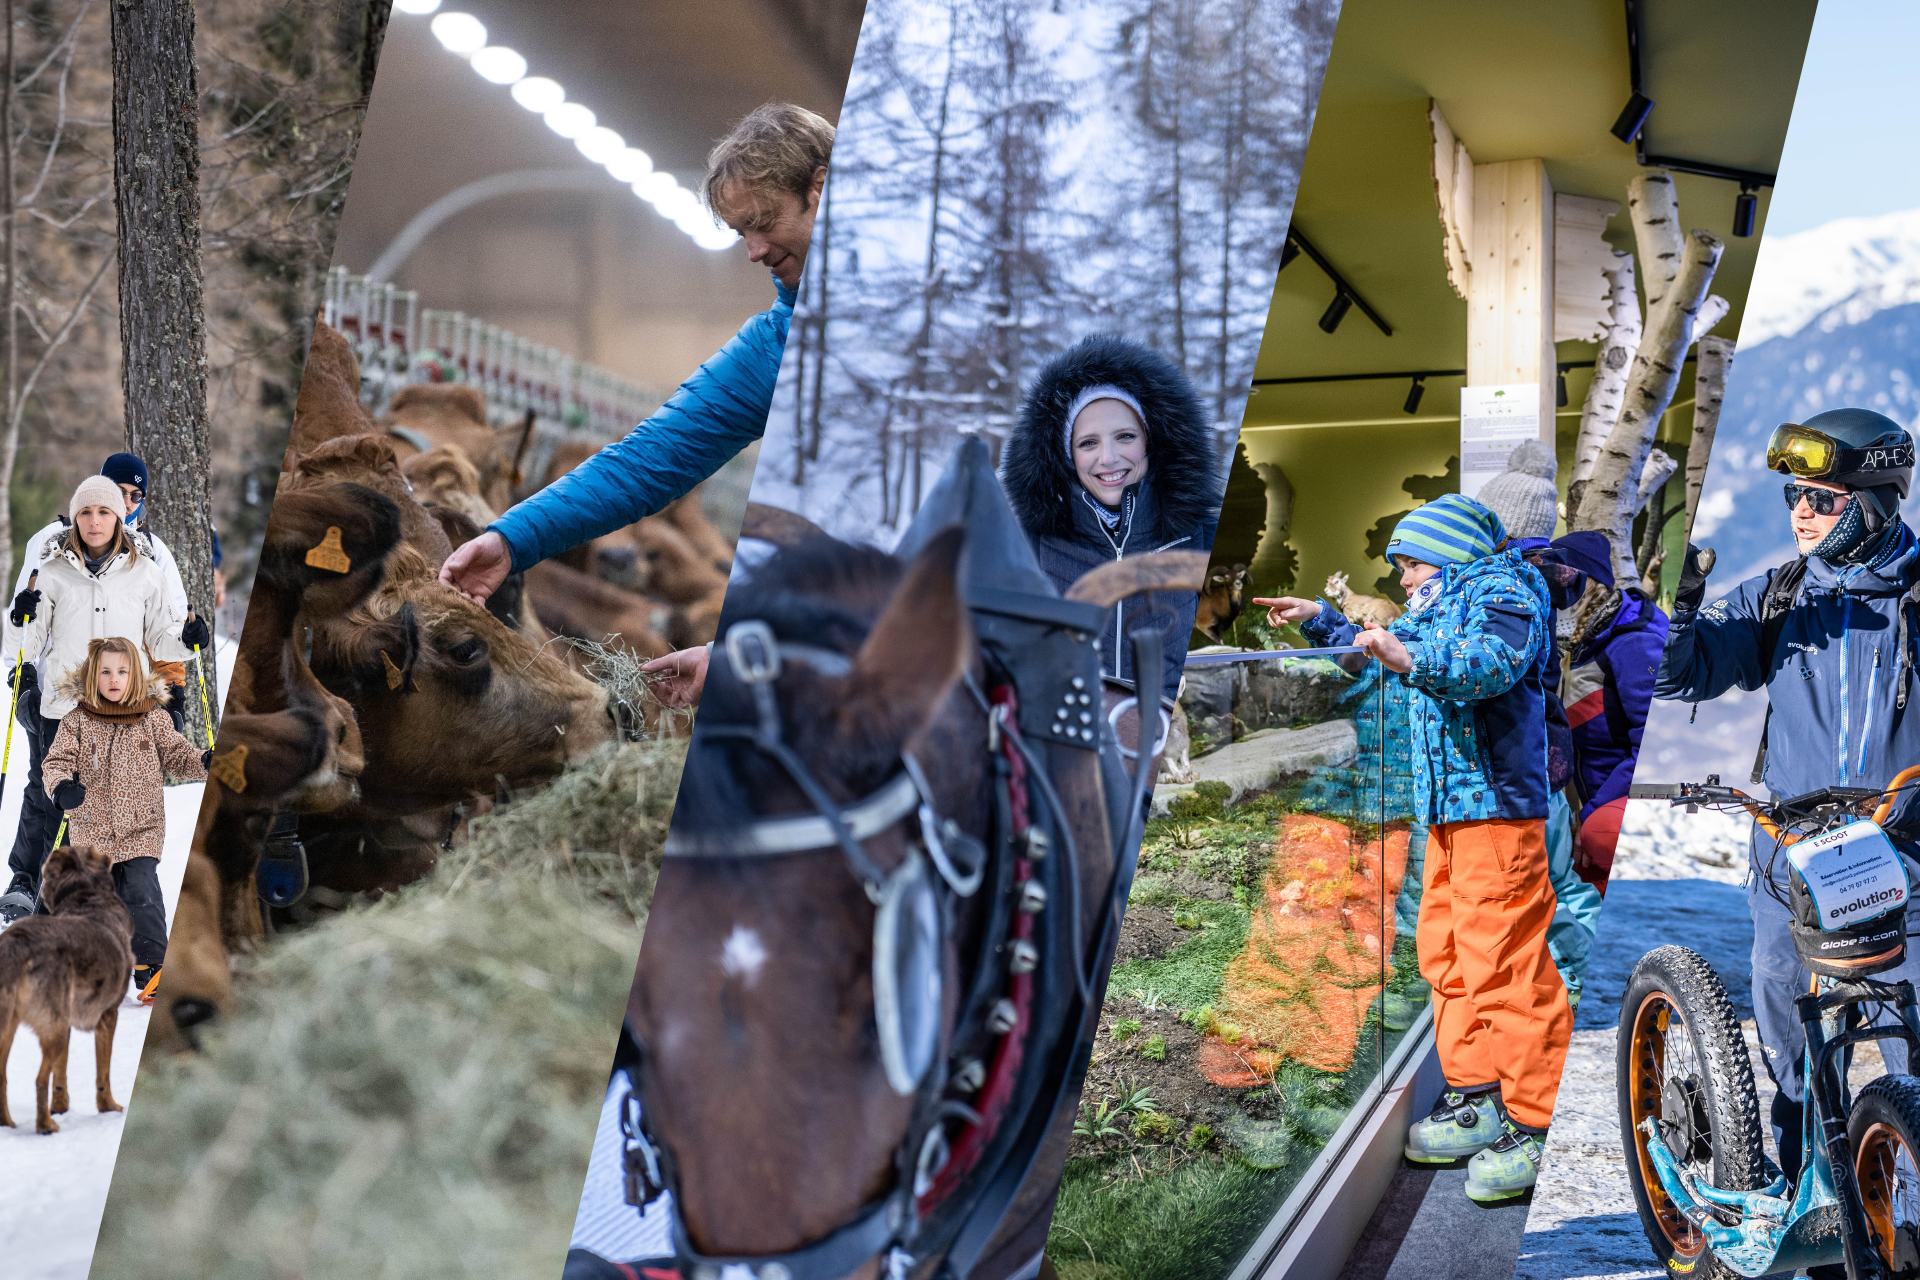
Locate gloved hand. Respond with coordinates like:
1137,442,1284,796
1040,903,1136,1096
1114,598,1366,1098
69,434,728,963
51,774,85,811
1675,544,1717,615
181,613,211,651
9,587,39,628
166,684,187,735
200,749,213,770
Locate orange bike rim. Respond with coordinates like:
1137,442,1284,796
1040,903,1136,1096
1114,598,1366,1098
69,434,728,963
1630,990,1708,1258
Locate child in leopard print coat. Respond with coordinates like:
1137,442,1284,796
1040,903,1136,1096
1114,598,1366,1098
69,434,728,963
43,636,208,1001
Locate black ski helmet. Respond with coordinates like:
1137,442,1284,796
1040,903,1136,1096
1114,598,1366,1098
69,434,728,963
1770,407,1913,525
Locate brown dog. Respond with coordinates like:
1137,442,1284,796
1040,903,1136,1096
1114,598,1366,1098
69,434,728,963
0,845,135,1133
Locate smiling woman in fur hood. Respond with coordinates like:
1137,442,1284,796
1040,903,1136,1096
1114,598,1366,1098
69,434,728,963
1001,336,1220,707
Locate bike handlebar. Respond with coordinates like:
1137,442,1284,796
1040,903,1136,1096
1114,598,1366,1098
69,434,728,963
1630,766,1920,843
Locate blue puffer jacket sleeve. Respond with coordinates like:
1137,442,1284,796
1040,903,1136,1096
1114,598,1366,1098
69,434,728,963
1401,577,1541,703
1653,572,1771,701
488,277,797,570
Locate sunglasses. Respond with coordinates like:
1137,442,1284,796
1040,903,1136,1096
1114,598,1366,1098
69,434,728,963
1782,483,1851,516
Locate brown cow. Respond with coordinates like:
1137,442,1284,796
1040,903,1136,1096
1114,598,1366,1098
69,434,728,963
306,542,623,818
380,383,523,513
286,320,368,457
283,434,454,570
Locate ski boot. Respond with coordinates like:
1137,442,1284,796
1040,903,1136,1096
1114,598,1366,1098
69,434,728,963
0,874,34,927
1405,1086,1502,1163
133,965,163,1006
1464,1118,1545,1201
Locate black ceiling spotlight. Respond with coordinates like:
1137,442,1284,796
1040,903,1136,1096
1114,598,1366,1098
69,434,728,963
1279,235,1301,271
1614,0,1776,211
1610,91,1654,143
1288,226,1392,337
1319,291,1354,334
1404,375,1427,415
1556,370,1569,408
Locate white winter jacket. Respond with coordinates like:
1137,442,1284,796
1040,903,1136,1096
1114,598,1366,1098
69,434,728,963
3,533,189,720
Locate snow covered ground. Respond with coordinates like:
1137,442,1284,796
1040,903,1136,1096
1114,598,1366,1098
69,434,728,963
1514,799,1763,1280
0,637,232,1280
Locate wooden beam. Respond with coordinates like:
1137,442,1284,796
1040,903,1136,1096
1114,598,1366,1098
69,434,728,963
1466,157,1556,446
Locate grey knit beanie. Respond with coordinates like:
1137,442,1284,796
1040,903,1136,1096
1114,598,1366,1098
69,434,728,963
1475,440,1559,540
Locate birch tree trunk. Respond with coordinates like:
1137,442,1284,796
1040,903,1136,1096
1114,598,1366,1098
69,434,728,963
1565,251,1639,521
114,0,217,743
1628,170,1683,316
1572,226,1724,580
1683,335,1734,537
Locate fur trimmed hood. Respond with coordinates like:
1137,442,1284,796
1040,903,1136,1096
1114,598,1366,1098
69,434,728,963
1001,336,1220,543
55,663,170,721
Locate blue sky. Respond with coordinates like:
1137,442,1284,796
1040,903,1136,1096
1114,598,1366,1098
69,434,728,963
1765,0,1920,236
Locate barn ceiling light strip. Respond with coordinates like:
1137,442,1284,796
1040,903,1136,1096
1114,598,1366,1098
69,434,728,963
391,0,738,252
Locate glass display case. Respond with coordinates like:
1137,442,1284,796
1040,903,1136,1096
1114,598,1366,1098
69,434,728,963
1047,650,1426,1280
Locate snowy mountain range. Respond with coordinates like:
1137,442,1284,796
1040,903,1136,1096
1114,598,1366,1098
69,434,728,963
1639,206,1920,785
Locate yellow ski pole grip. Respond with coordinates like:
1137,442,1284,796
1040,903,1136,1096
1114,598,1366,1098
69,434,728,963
2,569,38,798
190,609,215,751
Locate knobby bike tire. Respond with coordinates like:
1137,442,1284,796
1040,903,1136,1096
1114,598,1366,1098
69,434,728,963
1618,946,1768,1279
1849,1074,1920,1278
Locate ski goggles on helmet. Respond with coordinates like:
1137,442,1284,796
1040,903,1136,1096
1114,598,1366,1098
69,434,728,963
1767,421,1914,481
1782,483,1852,516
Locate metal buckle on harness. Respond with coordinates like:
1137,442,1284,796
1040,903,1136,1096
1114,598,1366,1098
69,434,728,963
620,1088,667,1208
726,620,782,685
1105,696,1171,761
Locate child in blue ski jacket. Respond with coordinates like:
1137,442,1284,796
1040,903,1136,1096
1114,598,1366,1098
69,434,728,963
1263,493,1567,1202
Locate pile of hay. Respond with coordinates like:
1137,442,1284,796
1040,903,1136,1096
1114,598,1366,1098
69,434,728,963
92,736,687,1279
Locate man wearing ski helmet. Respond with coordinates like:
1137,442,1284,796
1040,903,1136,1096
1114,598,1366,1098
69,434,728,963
1655,407,1920,1189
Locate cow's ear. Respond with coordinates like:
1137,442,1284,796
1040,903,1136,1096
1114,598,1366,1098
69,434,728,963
844,526,969,749
335,603,421,695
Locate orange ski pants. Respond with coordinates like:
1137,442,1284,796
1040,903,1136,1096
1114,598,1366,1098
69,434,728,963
1417,818,1572,1130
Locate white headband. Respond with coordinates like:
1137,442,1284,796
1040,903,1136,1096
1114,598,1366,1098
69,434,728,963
1063,384,1148,456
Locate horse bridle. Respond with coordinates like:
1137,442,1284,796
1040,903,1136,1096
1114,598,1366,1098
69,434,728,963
623,609,1153,1280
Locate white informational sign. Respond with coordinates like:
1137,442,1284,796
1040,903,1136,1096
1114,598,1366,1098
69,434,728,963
1459,383,1542,499
1788,820,1910,930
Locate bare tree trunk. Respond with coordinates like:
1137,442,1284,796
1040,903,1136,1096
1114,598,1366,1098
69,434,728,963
1683,334,1734,537
1565,251,1638,520
1634,448,1678,517
0,0,14,593
114,0,216,743
1573,226,1724,580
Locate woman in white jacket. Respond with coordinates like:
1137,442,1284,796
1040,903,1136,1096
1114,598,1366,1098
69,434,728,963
0,475,202,924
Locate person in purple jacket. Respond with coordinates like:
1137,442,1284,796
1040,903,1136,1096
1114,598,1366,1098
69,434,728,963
1551,530,1668,889
440,102,833,704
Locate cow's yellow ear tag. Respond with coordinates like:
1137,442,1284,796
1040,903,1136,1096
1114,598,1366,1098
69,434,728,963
382,651,404,690
211,743,249,793
305,526,351,572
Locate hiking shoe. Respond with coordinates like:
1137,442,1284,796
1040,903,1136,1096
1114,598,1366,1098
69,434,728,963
134,965,162,1006
1405,1088,1502,1163
1464,1119,1545,1201
0,876,34,926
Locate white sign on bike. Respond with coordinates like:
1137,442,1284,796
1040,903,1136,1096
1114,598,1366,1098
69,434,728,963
1788,821,1909,929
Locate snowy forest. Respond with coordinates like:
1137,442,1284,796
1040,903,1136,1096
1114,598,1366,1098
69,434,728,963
751,0,1341,542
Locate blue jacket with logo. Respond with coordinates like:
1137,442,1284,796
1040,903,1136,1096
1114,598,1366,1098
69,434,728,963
1304,549,1554,826
488,276,797,570
1656,525,1920,891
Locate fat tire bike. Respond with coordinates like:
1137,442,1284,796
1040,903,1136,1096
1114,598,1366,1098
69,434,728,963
1621,771,1920,1280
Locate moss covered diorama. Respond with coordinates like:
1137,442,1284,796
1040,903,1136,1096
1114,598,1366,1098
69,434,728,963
1047,774,1428,1280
